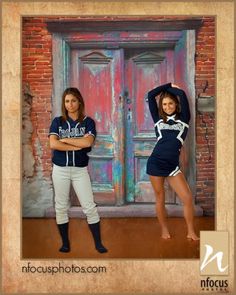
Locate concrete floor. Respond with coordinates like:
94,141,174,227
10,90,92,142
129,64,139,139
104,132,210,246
22,217,214,259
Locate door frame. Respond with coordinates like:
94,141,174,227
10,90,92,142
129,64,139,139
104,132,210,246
47,18,200,205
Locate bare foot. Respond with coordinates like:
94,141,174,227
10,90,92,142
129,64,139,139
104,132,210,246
187,233,200,241
161,227,171,239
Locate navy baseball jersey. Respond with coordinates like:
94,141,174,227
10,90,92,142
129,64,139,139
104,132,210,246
49,116,96,167
146,83,190,176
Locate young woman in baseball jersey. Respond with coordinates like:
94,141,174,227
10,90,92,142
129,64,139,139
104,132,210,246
147,83,199,241
49,87,107,253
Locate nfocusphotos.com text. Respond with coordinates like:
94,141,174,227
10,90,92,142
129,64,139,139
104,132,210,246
22,262,107,275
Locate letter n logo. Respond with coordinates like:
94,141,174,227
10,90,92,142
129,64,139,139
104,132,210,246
200,231,229,275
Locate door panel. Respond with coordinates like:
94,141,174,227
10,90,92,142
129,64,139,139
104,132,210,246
125,49,176,203
79,52,112,134
70,49,124,205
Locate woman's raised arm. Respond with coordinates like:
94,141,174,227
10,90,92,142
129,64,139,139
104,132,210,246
147,83,172,123
167,85,190,123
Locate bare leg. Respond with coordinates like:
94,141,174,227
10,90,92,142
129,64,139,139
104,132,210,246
150,175,171,239
167,173,199,240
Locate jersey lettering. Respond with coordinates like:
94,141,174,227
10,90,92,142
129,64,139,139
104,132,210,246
159,122,184,132
59,126,86,138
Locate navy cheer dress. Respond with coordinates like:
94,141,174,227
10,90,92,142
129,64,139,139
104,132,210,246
146,83,190,177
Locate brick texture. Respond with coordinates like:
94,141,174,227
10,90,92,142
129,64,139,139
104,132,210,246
195,17,215,215
22,16,215,215
22,17,53,179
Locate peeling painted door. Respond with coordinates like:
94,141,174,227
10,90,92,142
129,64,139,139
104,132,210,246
71,44,191,205
49,21,196,210
71,49,124,205
124,48,176,203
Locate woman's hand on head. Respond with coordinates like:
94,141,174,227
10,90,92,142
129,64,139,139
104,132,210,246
171,83,180,89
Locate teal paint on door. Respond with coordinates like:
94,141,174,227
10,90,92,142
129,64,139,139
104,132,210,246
68,32,193,206
71,49,125,205
124,48,176,203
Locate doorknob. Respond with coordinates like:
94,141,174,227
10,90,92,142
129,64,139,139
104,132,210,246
124,90,132,104
127,108,132,121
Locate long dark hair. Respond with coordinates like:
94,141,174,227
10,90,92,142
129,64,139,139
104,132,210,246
61,87,85,122
158,91,180,122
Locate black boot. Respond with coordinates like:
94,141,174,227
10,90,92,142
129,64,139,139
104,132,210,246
57,222,70,252
88,222,108,253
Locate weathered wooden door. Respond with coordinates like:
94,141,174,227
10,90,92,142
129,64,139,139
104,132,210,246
64,26,195,210
70,46,187,205
48,20,197,214
124,48,177,203
70,49,124,205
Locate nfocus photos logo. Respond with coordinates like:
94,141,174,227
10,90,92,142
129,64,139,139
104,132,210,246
200,231,229,292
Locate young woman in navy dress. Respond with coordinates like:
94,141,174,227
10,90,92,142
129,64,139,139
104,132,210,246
147,83,199,240
49,87,108,253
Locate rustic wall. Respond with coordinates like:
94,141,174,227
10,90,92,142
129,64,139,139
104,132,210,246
22,84,53,216
22,18,54,216
22,16,215,216
195,17,215,216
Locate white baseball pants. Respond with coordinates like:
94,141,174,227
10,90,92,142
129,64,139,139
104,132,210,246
52,164,100,225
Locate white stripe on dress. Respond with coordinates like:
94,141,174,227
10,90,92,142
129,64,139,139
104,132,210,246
169,166,180,176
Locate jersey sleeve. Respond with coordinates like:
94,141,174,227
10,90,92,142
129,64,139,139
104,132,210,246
49,117,60,137
147,83,172,123
85,117,97,138
166,87,191,123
